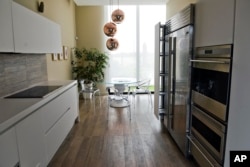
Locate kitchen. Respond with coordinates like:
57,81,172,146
1,0,250,167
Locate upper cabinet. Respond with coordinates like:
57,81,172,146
12,2,62,53
195,0,235,47
0,0,15,52
0,0,62,53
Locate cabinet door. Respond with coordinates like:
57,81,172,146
47,20,62,53
195,0,235,47
12,2,61,53
0,0,14,52
0,127,19,167
45,109,73,163
41,85,78,163
42,86,78,134
224,1,250,166
16,110,46,167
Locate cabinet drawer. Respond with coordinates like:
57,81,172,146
42,87,75,134
44,108,74,163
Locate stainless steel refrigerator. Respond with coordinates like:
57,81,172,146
167,25,193,156
159,4,194,156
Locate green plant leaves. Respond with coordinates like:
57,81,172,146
71,47,109,84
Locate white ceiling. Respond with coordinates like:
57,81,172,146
74,0,168,6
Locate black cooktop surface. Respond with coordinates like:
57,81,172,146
5,86,61,98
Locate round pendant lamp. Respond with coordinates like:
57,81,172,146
112,9,125,24
103,22,117,37
106,38,119,51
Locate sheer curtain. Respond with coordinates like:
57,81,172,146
105,5,166,89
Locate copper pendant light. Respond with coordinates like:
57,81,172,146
106,38,119,51
112,9,125,24
103,22,117,37
103,0,124,51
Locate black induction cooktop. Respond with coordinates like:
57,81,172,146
5,85,61,98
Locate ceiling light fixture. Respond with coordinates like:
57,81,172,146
106,38,119,51
111,0,125,24
103,0,124,50
103,22,117,37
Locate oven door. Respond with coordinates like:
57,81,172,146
191,57,231,122
190,105,226,164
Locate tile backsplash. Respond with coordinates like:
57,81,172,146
0,53,47,97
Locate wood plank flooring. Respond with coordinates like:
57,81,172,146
48,95,197,167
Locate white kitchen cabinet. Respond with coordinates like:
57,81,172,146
0,82,78,166
15,109,46,167
195,0,235,47
224,1,250,166
15,85,78,166
42,85,79,164
42,86,77,134
0,0,61,53
0,0,14,52
12,2,62,53
45,108,74,163
0,127,19,167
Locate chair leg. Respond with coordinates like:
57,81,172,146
125,98,131,120
107,96,111,121
128,104,131,120
92,93,96,114
96,90,101,107
132,92,136,111
147,91,153,108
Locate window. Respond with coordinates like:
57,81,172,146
105,5,166,91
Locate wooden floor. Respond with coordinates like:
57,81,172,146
48,95,197,167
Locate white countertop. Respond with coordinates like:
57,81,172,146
0,80,77,134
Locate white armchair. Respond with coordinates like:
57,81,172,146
130,79,153,107
106,84,132,120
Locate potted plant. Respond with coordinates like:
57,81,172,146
71,47,109,90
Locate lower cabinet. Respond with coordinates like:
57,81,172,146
0,127,19,167
41,85,78,164
45,109,74,163
0,84,79,167
16,109,46,167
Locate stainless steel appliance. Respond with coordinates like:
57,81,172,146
162,4,194,156
188,45,232,166
167,25,193,156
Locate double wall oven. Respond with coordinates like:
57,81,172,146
188,45,232,167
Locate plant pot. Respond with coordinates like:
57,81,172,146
79,80,93,90
84,82,93,90
79,80,93,99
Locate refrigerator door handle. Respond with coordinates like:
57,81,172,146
190,59,229,64
168,36,172,115
170,37,177,130
172,37,177,94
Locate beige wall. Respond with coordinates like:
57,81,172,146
166,0,197,20
75,6,106,51
14,0,76,80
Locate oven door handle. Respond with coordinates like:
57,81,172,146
190,59,230,64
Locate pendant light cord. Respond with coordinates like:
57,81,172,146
110,0,113,22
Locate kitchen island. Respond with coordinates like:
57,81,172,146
0,80,79,167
